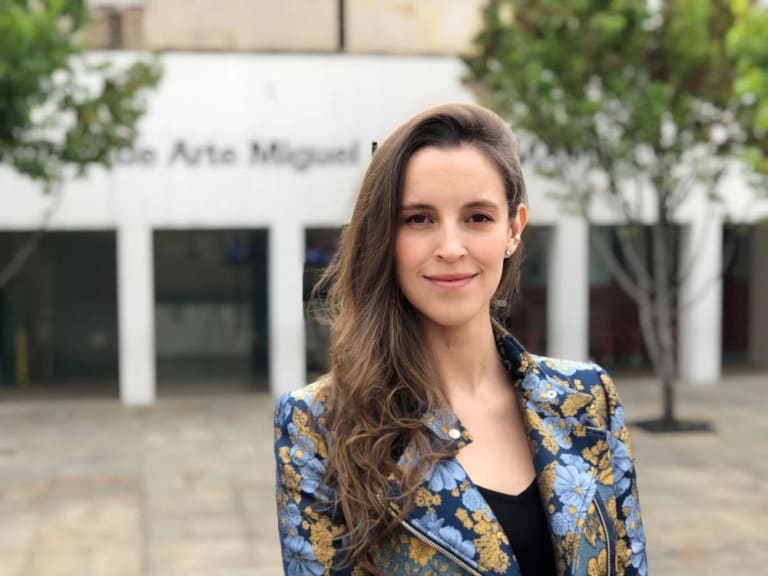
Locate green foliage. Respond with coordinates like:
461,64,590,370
0,0,161,189
466,0,768,205
727,0,768,178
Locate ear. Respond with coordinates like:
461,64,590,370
506,204,528,257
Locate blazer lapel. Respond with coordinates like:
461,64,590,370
395,416,523,575
515,362,607,573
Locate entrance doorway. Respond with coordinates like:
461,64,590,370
0,231,119,397
588,226,680,371
153,229,269,394
722,224,768,370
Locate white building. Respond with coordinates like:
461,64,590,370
1,3,767,403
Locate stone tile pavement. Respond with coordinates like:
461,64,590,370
0,372,766,575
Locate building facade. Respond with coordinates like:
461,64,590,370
1,1,766,403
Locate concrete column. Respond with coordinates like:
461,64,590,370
269,223,306,397
679,217,723,384
750,224,768,367
547,218,589,361
117,222,155,405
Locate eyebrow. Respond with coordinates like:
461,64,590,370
401,200,502,211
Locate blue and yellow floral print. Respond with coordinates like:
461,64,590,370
274,331,648,575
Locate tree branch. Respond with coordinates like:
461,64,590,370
0,185,63,290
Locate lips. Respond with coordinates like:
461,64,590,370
424,273,477,289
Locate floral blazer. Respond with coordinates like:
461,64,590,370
274,332,648,575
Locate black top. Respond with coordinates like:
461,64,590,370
477,480,557,576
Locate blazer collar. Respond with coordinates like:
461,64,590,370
418,330,596,448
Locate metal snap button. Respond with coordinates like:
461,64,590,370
545,390,558,399
448,428,461,440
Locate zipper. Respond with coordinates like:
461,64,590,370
594,496,616,576
388,508,484,575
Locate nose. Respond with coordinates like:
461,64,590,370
434,225,467,261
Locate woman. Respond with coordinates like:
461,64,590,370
274,103,647,575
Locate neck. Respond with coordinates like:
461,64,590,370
421,314,503,399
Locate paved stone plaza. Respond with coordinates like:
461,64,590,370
0,373,766,575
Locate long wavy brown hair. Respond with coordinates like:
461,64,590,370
313,103,528,573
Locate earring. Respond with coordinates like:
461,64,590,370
513,233,521,241
504,249,512,257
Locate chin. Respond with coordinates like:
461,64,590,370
417,307,484,330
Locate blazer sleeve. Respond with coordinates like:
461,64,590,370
596,365,649,576
274,390,354,576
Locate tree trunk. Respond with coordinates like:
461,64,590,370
661,362,675,425
652,188,678,425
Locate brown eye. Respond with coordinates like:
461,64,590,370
405,214,430,224
468,213,492,223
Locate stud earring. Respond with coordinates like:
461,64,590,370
513,233,521,241
504,249,512,257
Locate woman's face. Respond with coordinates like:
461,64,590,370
395,144,527,331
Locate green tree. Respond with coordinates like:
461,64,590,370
466,0,768,429
729,0,768,179
0,0,161,287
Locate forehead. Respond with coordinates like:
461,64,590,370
401,144,506,206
